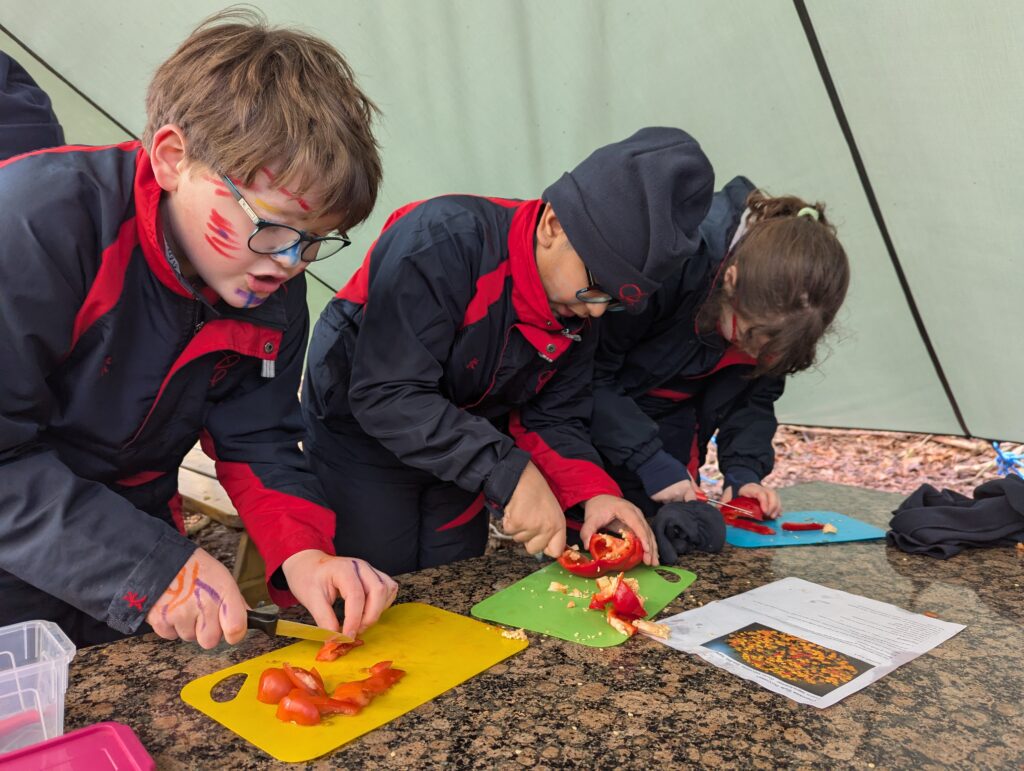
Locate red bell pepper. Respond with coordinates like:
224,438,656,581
315,637,364,661
726,496,765,520
781,522,824,532
723,516,776,535
275,688,322,726
588,573,647,621
282,663,326,696
558,531,644,577
257,667,294,705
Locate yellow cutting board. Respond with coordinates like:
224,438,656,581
181,603,527,763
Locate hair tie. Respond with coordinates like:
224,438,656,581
796,206,820,221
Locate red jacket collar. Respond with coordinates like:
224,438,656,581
507,199,574,361
132,144,194,299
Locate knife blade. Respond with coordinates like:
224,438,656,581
685,469,760,518
246,606,355,644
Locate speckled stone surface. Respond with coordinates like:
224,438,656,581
64,483,1024,769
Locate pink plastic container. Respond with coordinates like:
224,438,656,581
0,722,154,770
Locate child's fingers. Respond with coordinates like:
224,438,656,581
219,585,249,646
147,611,177,641
355,564,396,632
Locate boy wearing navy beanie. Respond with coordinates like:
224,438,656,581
304,127,714,573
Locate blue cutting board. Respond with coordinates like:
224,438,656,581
726,510,886,547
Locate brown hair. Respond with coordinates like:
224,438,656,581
697,190,850,377
143,7,381,231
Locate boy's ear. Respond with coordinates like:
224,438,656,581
149,124,190,193
535,203,565,251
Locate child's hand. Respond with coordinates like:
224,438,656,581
281,550,398,640
502,460,567,558
650,479,702,504
726,483,782,519
581,495,660,566
146,548,248,649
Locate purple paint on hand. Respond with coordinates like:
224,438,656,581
353,560,362,582
195,578,222,606
194,587,205,630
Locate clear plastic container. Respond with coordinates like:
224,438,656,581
0,621,76,754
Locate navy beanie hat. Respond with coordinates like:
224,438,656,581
543,127,714,312
0,53,65,161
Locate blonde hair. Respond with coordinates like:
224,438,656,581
143,7,381,230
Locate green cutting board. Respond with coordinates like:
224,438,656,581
471,561,696,647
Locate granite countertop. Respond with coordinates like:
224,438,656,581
64,482,1024,769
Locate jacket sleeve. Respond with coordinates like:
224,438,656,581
0,159,195,634
346,219,531,511
716,375,786,492
591,308,690,496
202,275,337,607
510,326,621,511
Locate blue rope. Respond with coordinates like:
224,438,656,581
992,442,1024,478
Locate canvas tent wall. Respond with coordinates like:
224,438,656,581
3,0,1020,440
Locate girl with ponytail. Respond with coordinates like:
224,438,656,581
591,177,849,559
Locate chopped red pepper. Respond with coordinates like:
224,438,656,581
315,637,364,661
588,573,647,621
726,496,765,520
303,692,363,716
723,516,776,535
282,663,326,696
781,522,825,531
558,531,644,577
275,688,322,726
257,667,294,705
605,609,637,637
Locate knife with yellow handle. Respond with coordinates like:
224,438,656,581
246,605,354,644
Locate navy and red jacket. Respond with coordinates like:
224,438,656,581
0,142,336,633
592,177,785,497
303,195,621,515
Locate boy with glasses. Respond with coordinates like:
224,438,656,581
303,127,714,574
0,10,397,647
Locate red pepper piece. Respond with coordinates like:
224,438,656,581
781,522,825,531
724,516,776,535
275,688,322,725
588,573,647,620
282,663,326,696
257,667,293,705
558,531,644,577
315,637,364,661
726,496,765,520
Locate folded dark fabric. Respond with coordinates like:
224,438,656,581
887,475,1024,558
652,501,726,564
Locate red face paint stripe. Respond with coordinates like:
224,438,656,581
67,217,139,355
508,411,621,510
204,234,239,260
208,208,237,237
461,262,512,328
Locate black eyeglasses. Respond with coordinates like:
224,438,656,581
575,268,625,311
220,174,351,263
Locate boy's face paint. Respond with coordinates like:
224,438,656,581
165,165,337,309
